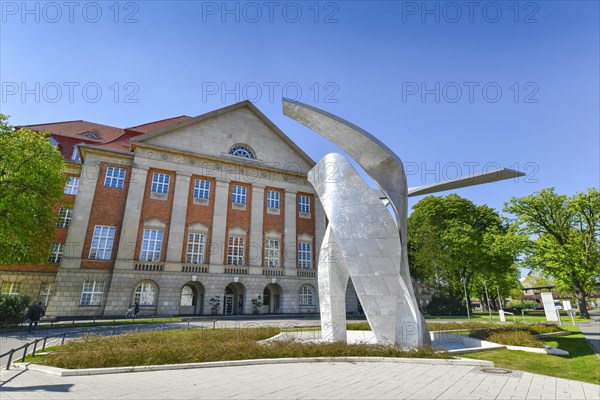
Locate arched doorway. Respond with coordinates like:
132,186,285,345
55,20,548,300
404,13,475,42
224,282,245,315
179,282,205,315
263,283,282,314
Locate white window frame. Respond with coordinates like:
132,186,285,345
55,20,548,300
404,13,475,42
71,146,81,161
151,173,170,194
39,282,54,306
193,179,210,200
298,195,311,214
48,243,64,263
231,185,247,205
89,225,116,260
186,233,207,264
56,208,73,228
299,285,314,306
140,229,163,262
1,281,21,296
64,177,80,195
298,242,312,269
267,190,280,209
80,281,104,306
227,236,245,266
264,239,280,268
104,166,126,188
134,282,157,306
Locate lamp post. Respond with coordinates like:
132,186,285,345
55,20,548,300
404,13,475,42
483,281,493,321
462,277,471,320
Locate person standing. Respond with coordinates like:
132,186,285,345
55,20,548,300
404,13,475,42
27,301,45,334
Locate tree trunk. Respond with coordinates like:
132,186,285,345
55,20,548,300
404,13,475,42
576,290,590,319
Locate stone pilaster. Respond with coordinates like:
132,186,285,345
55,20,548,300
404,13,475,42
114,165,149,269
283,191,297,271
210,181,230,265
249,186,265,266
165,172,191,266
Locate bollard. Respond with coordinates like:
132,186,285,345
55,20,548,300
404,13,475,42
136,324,140,332
42,336,48,351
7,349,15,370
21,343,29,362
61,334,66,345
213,320,216,330
32,339,39,357
187,320,190,331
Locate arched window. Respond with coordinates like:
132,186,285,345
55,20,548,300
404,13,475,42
180,285,194,306
228,145,256,159
134,282,157,306
299,285,314,306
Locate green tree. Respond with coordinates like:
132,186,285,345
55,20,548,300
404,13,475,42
0,114,66,265
408,194,522,315
505,187,600,319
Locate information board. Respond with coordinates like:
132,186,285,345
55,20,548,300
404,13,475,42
541,292,558,322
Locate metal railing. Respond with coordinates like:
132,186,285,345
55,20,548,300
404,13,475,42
1,332,67,370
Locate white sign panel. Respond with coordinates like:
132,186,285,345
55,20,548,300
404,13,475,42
562,300,572,310
541,292,558,321
498,309,506,322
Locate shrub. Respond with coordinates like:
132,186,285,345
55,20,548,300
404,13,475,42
0,294,31,327
506,300,538,310
426,294,465,316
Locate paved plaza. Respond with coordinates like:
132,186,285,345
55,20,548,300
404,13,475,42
1,360,599,400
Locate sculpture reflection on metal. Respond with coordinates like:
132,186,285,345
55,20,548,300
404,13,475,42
283,99,525,348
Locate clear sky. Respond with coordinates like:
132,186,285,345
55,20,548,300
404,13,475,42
1,0,598,216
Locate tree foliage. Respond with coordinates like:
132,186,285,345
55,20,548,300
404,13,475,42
408,194,522,315
0,114,66,265
504,187,600,318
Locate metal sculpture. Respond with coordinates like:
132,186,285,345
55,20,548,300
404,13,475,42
283,99,524,347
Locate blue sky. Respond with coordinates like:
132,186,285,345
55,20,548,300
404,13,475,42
1,0,598,217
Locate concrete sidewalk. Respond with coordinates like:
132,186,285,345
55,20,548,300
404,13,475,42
1,361,598,399
577,321,600,356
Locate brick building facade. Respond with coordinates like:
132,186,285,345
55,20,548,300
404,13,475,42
1,101,348,318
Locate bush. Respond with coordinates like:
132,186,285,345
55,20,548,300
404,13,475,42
0,294,31,327
506,300,538,310
426,294,465,316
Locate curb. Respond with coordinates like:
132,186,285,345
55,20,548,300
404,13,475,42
13,356,494,376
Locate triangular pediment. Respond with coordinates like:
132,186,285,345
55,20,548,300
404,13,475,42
131,101,314,172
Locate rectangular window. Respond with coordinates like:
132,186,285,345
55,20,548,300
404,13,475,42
80,280,104,306
1,281,21,296
267,190,280,209
40,282,54,306
89,225,116,260
64,177,80,195
227,236,245,266
48,243,64,263
299,195,311,214
186,233,206,264
71,146,81,161
140,229,163,261
104,167,126,188
232,185,247,205
298,242,312,269
151,173,170,194
193,179,210,200
56,208,73,228
264,239,280,268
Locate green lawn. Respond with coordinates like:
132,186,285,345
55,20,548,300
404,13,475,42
462,325,600,385
426,311,588,324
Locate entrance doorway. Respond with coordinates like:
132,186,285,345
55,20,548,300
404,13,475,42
224,282,245,315
263,283,282,314
179,282,205,315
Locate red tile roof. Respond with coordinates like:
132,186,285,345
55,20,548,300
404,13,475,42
18,116,191,158
127,116,191,133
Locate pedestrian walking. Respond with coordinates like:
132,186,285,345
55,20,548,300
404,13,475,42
27,301,45,334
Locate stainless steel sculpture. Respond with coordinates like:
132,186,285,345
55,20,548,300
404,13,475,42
283,99,524,348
